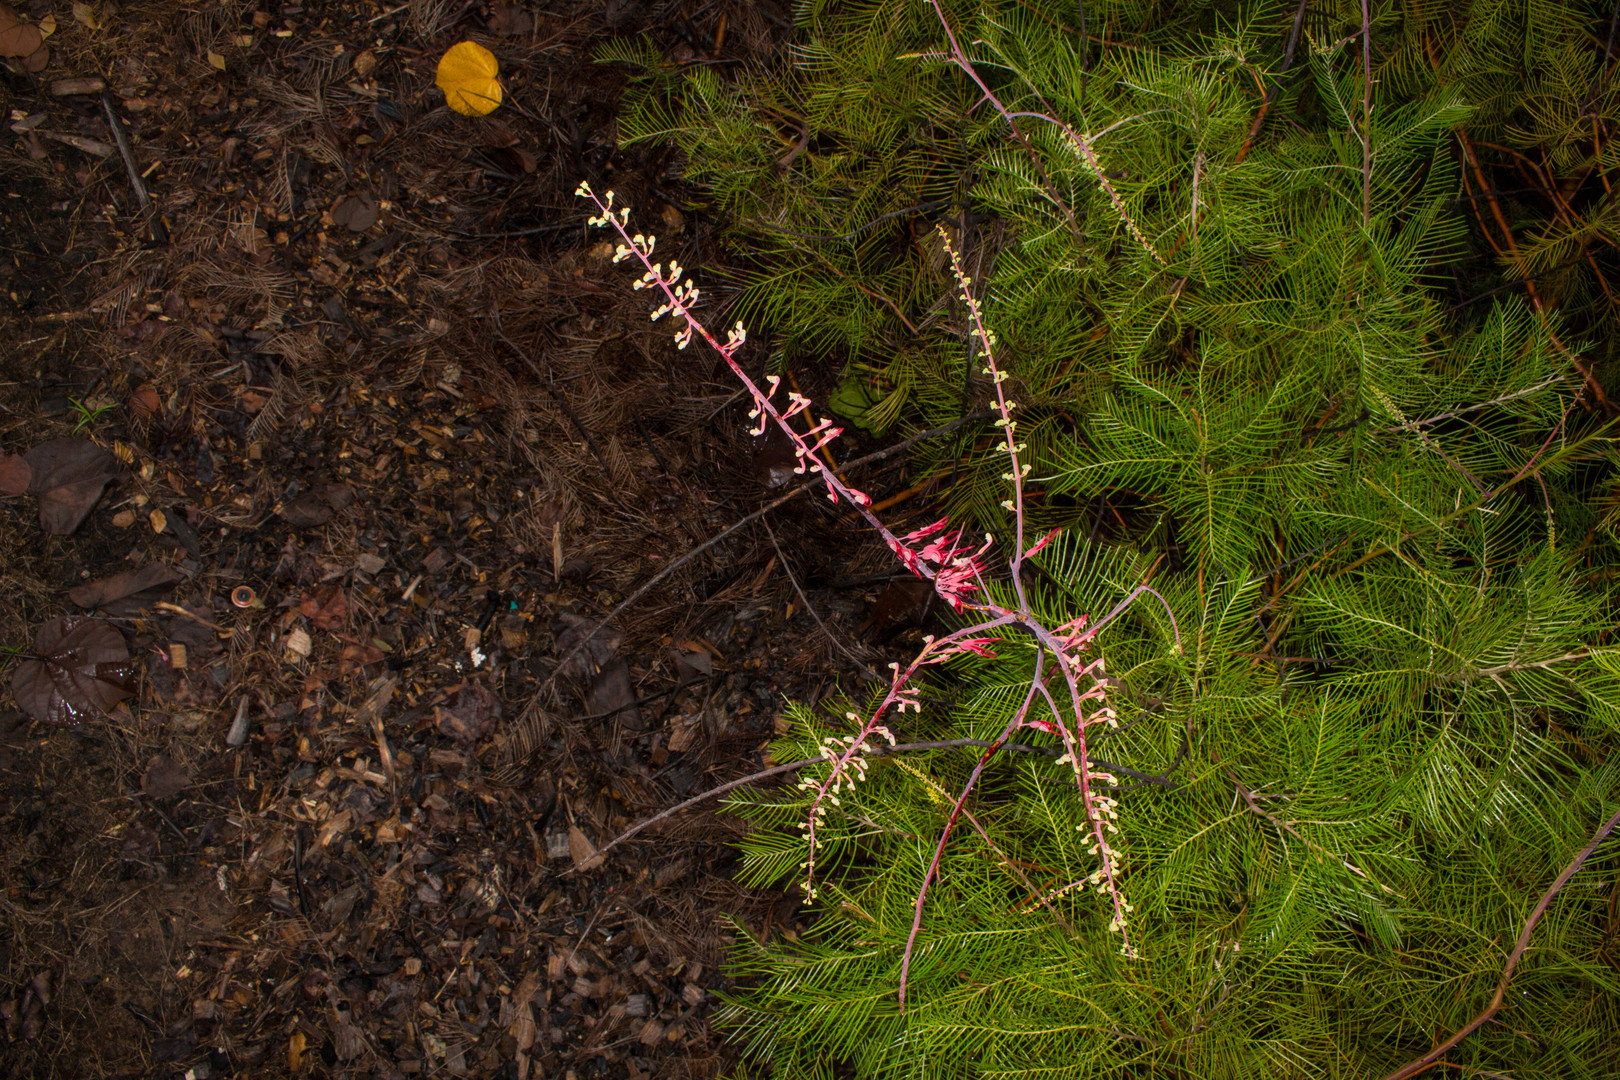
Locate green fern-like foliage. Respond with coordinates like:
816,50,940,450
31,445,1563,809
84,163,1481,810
603,2,1620,1076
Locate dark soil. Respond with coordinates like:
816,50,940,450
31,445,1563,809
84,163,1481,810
0,2,935,1077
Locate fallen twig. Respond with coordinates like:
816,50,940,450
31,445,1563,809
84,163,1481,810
519,408,998,706
577,736,1177,867
763,519,883,682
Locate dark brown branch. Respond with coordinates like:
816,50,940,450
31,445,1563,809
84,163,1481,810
1235,0,1309,164
522,409,1000,705
582,737,1177,866
763,519,883,682
1381,803,1620,1080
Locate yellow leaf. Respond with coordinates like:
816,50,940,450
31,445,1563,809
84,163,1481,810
207,50,226,71
148,508,167,533
435,40,501,117
71,1,96,30
38,12,55,37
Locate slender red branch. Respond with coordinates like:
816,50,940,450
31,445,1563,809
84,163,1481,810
1381,803,1620,1080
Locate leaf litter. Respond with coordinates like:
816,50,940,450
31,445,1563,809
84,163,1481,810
0,4,917,1078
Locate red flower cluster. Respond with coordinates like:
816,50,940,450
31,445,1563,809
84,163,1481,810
886,518,993,611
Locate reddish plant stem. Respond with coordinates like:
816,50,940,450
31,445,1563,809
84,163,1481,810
1381,803,1620,1080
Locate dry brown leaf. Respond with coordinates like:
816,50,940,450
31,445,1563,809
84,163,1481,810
67,563,183,612
10,616,136,726
0,3,43,60
434,682,502,744
332,193,378,232
141,754,189,800
279,482,353,527
299,584,348,632
284,627,312,659
22,438,119,535
486,4,534,36
0,453,30,496
568,825,602,870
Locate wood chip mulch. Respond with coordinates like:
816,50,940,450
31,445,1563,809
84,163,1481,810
0,1,943,1078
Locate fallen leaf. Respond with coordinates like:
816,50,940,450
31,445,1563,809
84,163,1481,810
127,384,161,419
141,754,189,800
148,507,167,533
298,585,348,632
553,613,621,682
0,454,30,496
665,716,699,754
70,1,96,30
352,49,376,77
338,641,385,676
331,193,378,233
10,616,136,726
0,3,43,59
486,4,534,36
67,563,183,611
22,438,119,534
672,643,714,680
587,658,641,728
48,76,103,95
206,50,226,71
436,40,501,116
279,482,353,527
569,824,602,869
434,682,502,744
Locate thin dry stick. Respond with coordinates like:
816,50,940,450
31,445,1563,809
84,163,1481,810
581,737,1174,864
1381,803,1620,1080
491,318,615,477
523,408,998,704
763,519,882,682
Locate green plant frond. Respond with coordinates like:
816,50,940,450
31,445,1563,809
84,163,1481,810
617,2,1620,1075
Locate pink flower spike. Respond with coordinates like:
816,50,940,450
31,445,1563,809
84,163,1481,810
947,637,999,658
1025,528,1062,559
903,518,953,544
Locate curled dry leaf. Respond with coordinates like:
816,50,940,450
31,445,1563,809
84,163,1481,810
22,437,120,534
434,682,502,744
436,41,501,116
279,482,354,527
67,563,183,613
10,616,136,726
299,584,348,632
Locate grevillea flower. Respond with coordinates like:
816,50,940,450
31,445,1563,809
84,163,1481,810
885,518,992,610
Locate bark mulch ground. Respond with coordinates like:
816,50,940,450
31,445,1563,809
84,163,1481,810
0,2,945,1077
